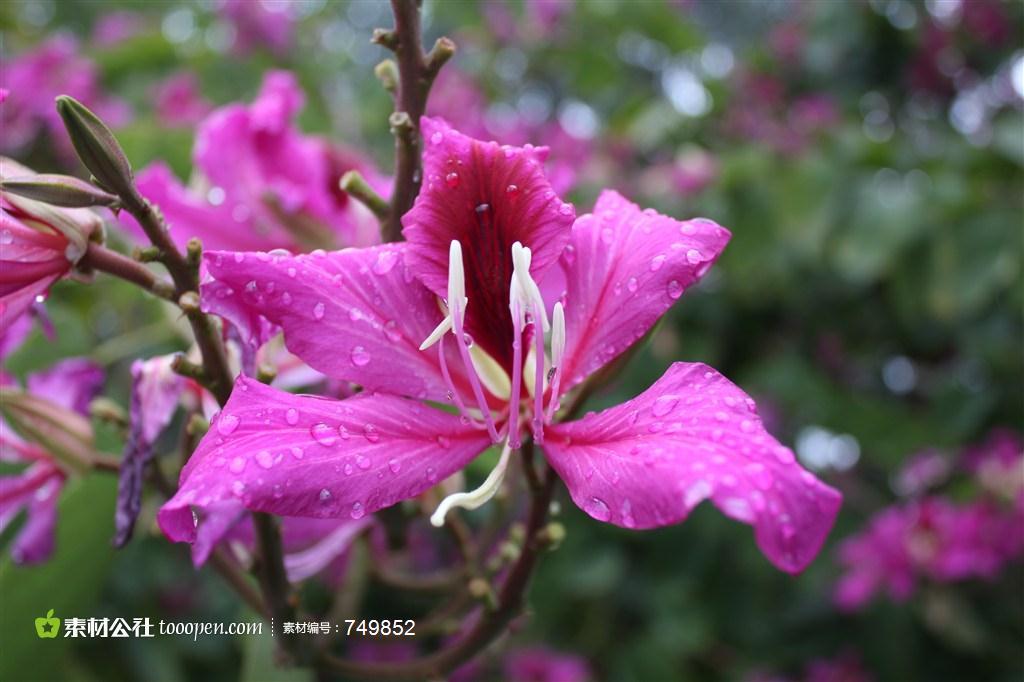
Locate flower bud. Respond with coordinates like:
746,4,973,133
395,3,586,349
0,173,119,208
0,387,97,475
55,95,135,200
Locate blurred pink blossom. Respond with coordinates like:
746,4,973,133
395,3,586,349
0,35,131,160
216,0,293,55
504,646,592,682
91,11,146,47
154,72,214,127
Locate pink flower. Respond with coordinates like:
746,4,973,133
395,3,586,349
961,428,1023,502
0,357,104,564
892,449,951,497
153,73,214,128
216,0,293,55
0,35,131,160
159,119,841,575
504,646,591,682
91,11,146,48
122,71,386,252
834,496,1021,610
1,158,102,333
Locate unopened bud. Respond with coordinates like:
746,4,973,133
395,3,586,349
55,95,135,200
371,28,399,50
0,174,119,208
186,237,203,267
425,37,457,77
178,290,201,313
0,387,96,474
374,59,399,94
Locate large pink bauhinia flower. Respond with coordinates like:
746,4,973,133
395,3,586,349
120,71,386,252
159,118,840,573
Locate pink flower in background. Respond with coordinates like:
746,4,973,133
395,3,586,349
0,356,104,564
122,71,386,252
961,429,1023,502
892,449,951,497
747,650,875,682
0,35,131,159
159,117,840,575
154,73,214,127
91,11,146,47
216,0,293,55
0,157,102,333
504,646,591,682
834,496,1022,610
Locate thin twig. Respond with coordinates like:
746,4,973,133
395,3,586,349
79,242,174,300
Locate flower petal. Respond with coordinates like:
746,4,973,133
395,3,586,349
543,362,841,574
25,357,104,416
158,376,490,550
402,117,575,369
201,244,467,402
550,190,730,393
114,356,185,547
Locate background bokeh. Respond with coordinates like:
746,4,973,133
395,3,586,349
1,1,1021,681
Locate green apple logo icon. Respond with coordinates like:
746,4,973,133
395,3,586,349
35,609,60,639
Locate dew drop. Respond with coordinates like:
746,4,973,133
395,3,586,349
651,395,679,417
383,320,401,341
313,301,326,320
287,267,297,278
290,446,304,459
256,450,274,469
686,248,702,265
372,250,398,274
0,230,13,245
684,480,712,508
626,276,639,293
311,422,337,446
350,346,371,366
586,496,612,522
650,254,666,271
445,171,460,188
436,435,451,448
338,425,350,440
430,131,443,145
426,466,438,483
558,202,573,216
281,291,292,305
350,502,365,519
388,458,402,474
319,488,332,502
217,414,240,436
356,454,372,470
229,456,246,473
740,419,755,433
343,462,354,476
285,408,299,425
667,280,683,299
363,423,380,443
505,183,520,198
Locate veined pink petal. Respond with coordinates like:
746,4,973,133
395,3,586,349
201,244,468,402
158,376,491,549
402,117,575,370
544,362,841,574
550,190,730,394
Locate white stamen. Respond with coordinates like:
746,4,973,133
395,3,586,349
470,345,511,400
430,440,513,527
546,302,566,420
421,240,468,350
509,242,549,332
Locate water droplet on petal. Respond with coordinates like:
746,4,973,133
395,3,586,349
430,131,443,145
505,183,520,198
319,488,332,502
350,346,371,366
383,320,401,342
0,230,13,245
229,456,246,473
684,480,712,508
652,395,679,417
667,280,683,299
311,422,337,446
723,497,754,521
343,462,354,476
388,458,402,474
313,301,326,320
356,454,372,470
740,419,755,433
373,250,398,274
426,466,438,483
281,291,292,305
290,446,304,459
558,202,573,216
363,423,380,443
436,435,451,448
285,408,299,425
686,248,702,265
256,450,274,469
650,254,666,271
350,502,365,519
445,171,460,188
585,497,612,522
217,414,240,435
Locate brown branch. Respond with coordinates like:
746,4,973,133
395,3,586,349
79,243,174,300
378,0,455,242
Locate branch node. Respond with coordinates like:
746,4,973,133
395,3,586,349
340,170,390,221
372,27,400,50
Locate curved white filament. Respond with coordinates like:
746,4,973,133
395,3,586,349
430,440,513,527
